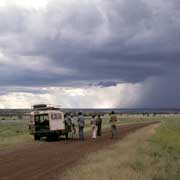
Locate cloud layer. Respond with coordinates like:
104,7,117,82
0,0,180,108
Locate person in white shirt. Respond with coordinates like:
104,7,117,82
90,115,97,139
70,113,76,139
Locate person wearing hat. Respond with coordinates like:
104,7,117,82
109,111,117,138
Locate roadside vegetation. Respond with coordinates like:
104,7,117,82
0,122,32,148
83,114,160,132
60,117,180,180
147,118,180,179
0,115,172,150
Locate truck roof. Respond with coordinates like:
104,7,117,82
33,107,61,111
30,109,63,115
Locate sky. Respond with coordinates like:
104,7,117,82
0,0,180,108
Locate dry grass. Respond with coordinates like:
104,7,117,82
61,118,180,180
0,122,32,148
60,124,160,180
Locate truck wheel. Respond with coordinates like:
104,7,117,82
65,133,68,140
53,133,59,141
34,134,40,140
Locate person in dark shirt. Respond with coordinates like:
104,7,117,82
96,114,102,136
77,112,85,140
64,113,72,140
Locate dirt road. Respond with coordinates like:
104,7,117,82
0,122,158,180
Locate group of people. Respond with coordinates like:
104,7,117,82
64,111,118,140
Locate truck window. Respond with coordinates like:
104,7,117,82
34,114,49,131
35,114,49,122
51,113,61,120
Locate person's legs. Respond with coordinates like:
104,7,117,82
97,124,101,136
79,127,84,140
92,127,94,138
81,127,84,140
114,125,117,138
73,124,76,135
72,125,76,139
97,125,99,136
92,126,97,138
112,125,117,138
68,126,72,140
111,125,115,138
111,126,113,138
94,126,97,138
70,129,73,140
79,127,82,140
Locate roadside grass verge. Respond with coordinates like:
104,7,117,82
60,117,180,180
0,122,32,148
129,118,180,180
146,118,180,180
60,123,160,180
0,115,173,150
83,115,161,132
0,116,163,148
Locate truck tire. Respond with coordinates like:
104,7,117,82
34,134,40,140
53,133,59,140
65,133,68,140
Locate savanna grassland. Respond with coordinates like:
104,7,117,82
0,114,159,148
0,121,32,148
0,115,180,180
60,117,180,180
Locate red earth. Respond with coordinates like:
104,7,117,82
0,122,158,180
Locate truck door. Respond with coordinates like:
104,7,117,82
50,112,65,131
34,114,50,132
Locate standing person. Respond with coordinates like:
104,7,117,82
70,113,76,139
77,112,85,140
109,111,117,139
64,113,68,139
90,115,97,139
96,114,102,136
66,113,72,140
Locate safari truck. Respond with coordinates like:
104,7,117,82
29,104,68,140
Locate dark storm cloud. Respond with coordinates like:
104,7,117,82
0,86,48,95
0,0,180,107
136,74,180,108
33,0,180,84
95,81,117,87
